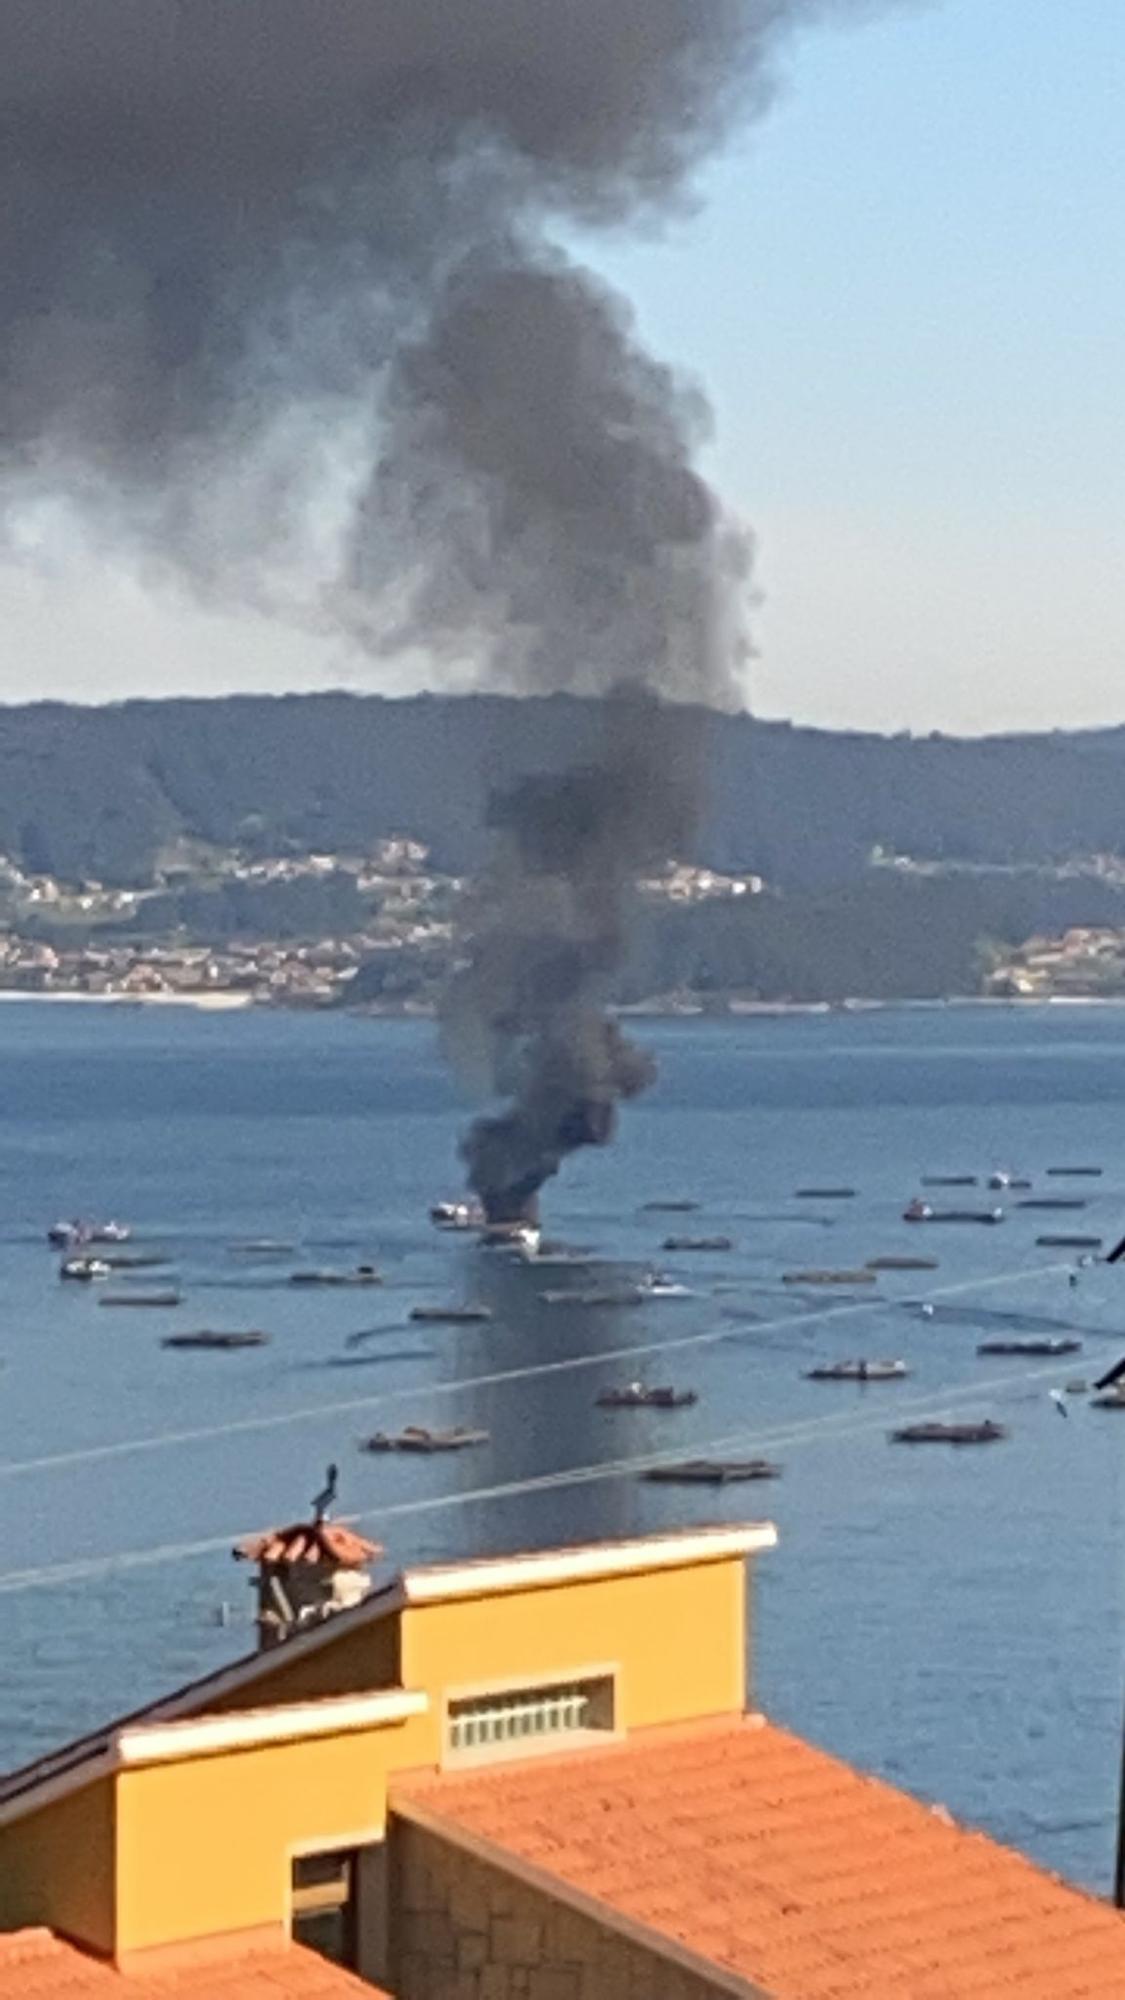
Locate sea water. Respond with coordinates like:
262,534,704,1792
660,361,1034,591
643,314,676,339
0,999,1121,1889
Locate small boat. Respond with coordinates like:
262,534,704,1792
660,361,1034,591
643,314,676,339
48,1218,132,1249
1017,1197,1087,1210
289,1266,383,1287
408,1304,493,1325
430,1201,484,1231
59,1256,111,1281
805,1359,908,1381
891,1420,1006,1445
99,1291,183,1309
49,1220,89,1248
644,1458,781,1484
976,1337,1082,1357
596,1382,698,1409
783,1268,876,1287
641,1199,700,1213
162,1330,270,1350
988,1172,1031,1191
904,1201,1003,1225
1047,1166,1103,1178
360,1425,489,1453
662,1236,733,1253
921,1175,978,1188
642,1275,695,1299
866,1256,939,1272
794,1187,856,1199
1036,1234,1103,1250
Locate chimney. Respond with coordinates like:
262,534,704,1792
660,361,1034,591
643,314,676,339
233,1514,382,1650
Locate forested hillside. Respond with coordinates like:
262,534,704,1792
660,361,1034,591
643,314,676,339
1,690,1124,887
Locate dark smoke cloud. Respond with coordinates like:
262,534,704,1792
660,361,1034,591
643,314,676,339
0,0,880,1217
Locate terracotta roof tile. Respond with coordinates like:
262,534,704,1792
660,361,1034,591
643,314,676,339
0,1932,386,1998
233,1522,380,1568
395,1720,1125,1998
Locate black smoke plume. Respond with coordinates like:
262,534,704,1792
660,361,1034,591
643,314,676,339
0,1,878,1218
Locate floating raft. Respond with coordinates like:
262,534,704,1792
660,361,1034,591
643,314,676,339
229,1240,295,1255
891,1420,1006,1445
361,1425,488,1453
794,1187,856,1199
644,1457,781,1485
1047,1166,1103,1178
540,1287,645,1309
783,1269,876,1287
866,1255,939,1272
596,1384,697,1409
408,1305,493,1324
988,1173,1031,1190
662,1236,733,1253
976,1337,1082,1357
642,1199,700,1213
1036,1234,1103,1250
805,1359,908,1382
99,1291,182,1309
921,1175,978,1188
1018,1197,1087,1211
1091,1389,1125,1410
162,1330,269,1350
289,1268,382,1287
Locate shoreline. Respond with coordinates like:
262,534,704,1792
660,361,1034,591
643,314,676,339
0,990,255,1011
2,989,1125,1019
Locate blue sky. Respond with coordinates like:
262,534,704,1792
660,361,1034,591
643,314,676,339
1,0,1121,733
586,0,1124,733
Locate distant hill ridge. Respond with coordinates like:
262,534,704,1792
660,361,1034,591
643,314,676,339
3,690,1125,887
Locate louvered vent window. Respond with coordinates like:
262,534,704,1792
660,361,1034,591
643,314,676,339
447,1674,614,1759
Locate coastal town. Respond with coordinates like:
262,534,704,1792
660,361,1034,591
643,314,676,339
0,839,769,1008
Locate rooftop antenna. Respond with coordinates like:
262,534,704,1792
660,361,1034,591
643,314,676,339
311,1462,338,1524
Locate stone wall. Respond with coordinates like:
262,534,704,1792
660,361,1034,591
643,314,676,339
389,1815,756,2000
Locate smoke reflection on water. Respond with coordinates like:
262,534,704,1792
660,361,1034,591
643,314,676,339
436,1247,643,1552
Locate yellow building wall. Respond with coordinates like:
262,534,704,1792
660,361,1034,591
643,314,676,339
115,1714,428,1954
0,1778,116,1956
400,1557,747,1764
204,1611,399,1715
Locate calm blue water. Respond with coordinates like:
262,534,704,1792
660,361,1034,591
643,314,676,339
0,1001,1121,1891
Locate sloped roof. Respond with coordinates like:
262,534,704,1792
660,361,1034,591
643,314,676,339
0,1524,769,1823
0,1929,386,1997
395,1718,1125,1999
233,1520,382,1567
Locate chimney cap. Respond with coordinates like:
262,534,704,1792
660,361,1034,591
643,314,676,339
233,1521,382,1568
